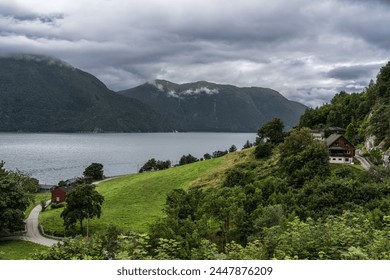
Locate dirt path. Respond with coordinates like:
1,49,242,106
21,201,59,247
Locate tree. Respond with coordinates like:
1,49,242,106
0,162,34,234
229,145,237,153
242,140,253,149
279,128,330,187
61,184,104,234
257,118,285,144
345,122,358,144
83,163,104,181
179,154,198,165
254,142,273,159
212,150,228,158
203,153,212,160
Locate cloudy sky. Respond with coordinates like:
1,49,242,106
1,0,390,107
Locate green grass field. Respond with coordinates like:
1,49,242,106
0,240,48,260
40,156,227,235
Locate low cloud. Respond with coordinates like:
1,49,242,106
1,0,390,107
326,64,382,81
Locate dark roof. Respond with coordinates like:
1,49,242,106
325,133,343,147
325,133,355,148
52,185,75,193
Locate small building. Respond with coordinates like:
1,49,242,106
325,134,355,164
311,130,325,141
51,185,74,203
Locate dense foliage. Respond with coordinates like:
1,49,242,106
179,154,199,166
139,158,171,173
83,163,104,181
299,61,390,150
0,162,38,235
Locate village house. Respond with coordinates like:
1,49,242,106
325,134,355,164
50,178,81,203
51,185,73,203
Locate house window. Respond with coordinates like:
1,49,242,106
56,197,60,202
339,158,342,161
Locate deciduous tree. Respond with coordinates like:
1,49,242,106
83,163,104,181
61,184,104,234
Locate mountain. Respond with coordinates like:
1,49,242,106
0,54,173,132
119,80,307,132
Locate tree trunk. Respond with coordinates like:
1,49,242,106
80,219,84,235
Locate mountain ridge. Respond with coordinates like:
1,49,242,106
0,54,307,132
119,79,307,132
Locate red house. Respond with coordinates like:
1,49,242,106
325,134,355,164
51,185,74,203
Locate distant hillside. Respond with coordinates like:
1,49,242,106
0,54,173,132
299,61,390,155
119,80,307,132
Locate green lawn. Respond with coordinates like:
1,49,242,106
40,157,226,235
0,240,48,260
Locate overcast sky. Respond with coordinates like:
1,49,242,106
1,0,390,107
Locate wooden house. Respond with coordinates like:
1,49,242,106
325,134,355,164
51,185,74,203
51,178,81,203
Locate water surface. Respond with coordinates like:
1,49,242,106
0,133,255,185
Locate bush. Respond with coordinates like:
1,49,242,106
229,145,237,153
242,140,253,149
212,150,228,158
203,153,212,160
254,142,273,159
51,202,65,209
139,159,171,173
179,154,199,165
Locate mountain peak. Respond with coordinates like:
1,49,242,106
148,80,220,98
0,55,173,132
120,80,307,132
3,53,74,69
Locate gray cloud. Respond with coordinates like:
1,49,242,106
1,0,390,107
326,64,382,80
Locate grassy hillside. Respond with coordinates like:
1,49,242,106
40,154,245,235
39,144,367,238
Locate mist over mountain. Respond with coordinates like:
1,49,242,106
119,80,307,132
0,54,306,133
0,55,173,132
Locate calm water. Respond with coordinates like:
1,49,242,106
0,133,255,185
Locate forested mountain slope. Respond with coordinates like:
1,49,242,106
0,55,172,132
120,80,307,132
